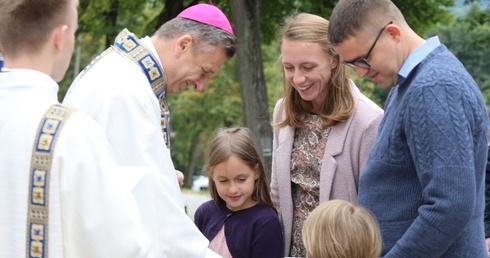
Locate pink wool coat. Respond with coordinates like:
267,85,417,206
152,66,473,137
270,82,384,256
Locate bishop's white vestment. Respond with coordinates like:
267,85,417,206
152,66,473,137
64,32,218,257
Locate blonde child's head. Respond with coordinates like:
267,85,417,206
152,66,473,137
302,200,382,258
204,127,275,211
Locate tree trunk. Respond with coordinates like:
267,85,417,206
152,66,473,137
104,0,119,48
230,0,273,179
184,133,200,188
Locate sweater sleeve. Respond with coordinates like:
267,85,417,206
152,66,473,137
250,212,284,258
270,99,284,219
484,146,490,238
194,203,204,233
385,80,481,257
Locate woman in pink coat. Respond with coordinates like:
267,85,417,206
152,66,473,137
270,13,384,257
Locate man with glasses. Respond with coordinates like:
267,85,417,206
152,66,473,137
328,0,488,257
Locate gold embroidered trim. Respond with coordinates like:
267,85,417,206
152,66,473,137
26,104,75,258
113,29,170,148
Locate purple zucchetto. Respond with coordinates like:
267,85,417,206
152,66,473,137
177,3,234,35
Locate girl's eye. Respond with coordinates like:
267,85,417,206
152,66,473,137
283,66,293,70
304,66,314,70
238,178,246,182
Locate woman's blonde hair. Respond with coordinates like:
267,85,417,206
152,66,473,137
203,127,275,211
275,12,354,128
302,200,382,258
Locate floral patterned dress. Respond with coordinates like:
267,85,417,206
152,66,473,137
289,114,331,257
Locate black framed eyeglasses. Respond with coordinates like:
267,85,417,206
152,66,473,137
342,21,393,69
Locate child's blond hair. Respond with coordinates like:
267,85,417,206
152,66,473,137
302,200,382,258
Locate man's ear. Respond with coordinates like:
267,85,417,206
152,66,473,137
174,34,193,58
386,24,401,42
52,25,68,51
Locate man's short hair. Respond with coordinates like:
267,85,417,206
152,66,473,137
154,18,237,58
0,0,71,57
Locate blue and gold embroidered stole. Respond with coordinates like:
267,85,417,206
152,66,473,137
26,104,75,258
73,28,171,148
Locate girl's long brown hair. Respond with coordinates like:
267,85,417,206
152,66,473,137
204,127,276,211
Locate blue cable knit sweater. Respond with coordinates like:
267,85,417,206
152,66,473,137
358,44,488,257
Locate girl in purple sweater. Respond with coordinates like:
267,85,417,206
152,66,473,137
194,127,283,258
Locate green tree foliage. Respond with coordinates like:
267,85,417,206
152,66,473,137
393,0,455,35
428,3,490,105
262,43,284,115
78,0,156,43
259,0,455,45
